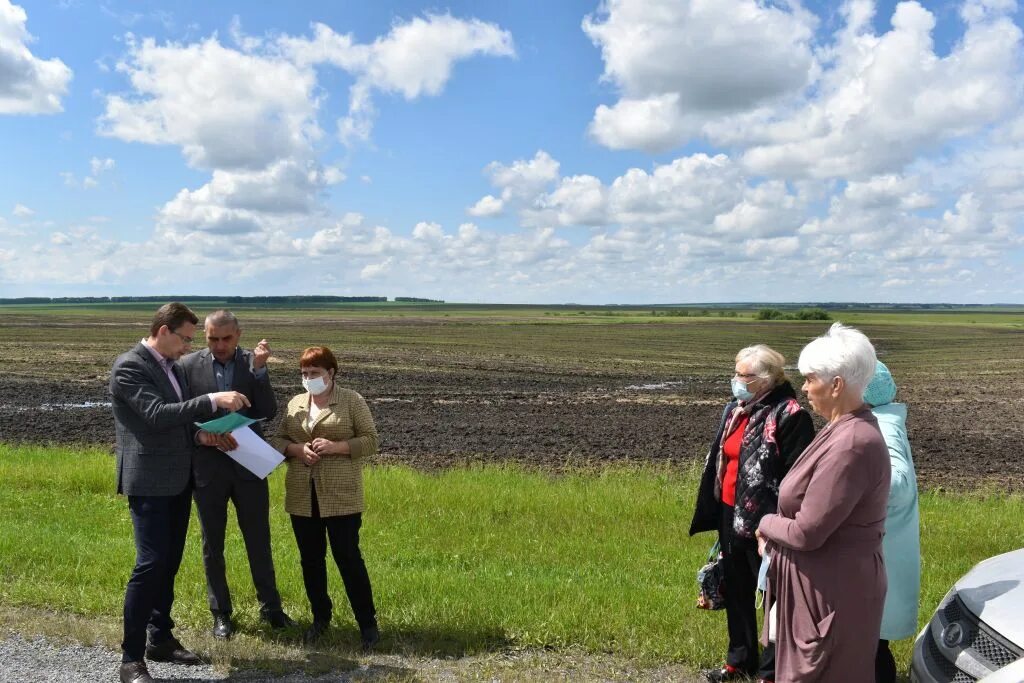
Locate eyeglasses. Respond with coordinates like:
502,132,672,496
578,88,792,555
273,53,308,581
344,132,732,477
171,331,194,345
733,373,758,380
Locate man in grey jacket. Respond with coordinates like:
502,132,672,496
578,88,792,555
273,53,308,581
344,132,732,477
180,310,292,639
111,302,250,683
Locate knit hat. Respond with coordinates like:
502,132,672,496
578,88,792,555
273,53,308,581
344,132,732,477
863,360,897,407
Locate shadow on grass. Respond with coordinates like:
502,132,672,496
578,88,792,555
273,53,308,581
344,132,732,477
238,617,516,655
373,624,516,657
193,622,514,680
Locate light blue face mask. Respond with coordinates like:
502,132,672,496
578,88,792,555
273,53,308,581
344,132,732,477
757,552,772,592
731,377,755,401
756,551,772,608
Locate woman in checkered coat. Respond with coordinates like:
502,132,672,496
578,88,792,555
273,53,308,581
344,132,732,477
271,346,380,650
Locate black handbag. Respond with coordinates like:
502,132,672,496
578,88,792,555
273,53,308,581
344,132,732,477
696,540,726,610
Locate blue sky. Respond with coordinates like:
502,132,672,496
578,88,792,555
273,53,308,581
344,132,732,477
1,0,1023,303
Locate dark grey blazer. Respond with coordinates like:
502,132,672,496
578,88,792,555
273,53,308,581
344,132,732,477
180,347,278,486
111,342,215,496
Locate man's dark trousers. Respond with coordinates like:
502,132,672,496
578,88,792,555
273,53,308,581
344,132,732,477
193,475,282,616
122,488,192,661
181,347,282,619
111,341,217,663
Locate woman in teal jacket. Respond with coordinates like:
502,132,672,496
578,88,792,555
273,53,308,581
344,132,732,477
863,361,920,683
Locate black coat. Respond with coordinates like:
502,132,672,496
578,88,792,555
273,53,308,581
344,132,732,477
689,380,815,539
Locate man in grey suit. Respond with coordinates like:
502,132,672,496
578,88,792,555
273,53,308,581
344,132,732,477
111,302,251,683
180,309,293,639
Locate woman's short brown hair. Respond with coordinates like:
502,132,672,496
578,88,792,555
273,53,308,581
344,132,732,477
299,346,338,374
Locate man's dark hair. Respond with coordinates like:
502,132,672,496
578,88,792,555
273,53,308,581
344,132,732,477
205,309,240,330
149,302,199,337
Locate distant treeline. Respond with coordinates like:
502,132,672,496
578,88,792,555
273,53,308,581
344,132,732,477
755,307,832,321
223,296,385,303
0,295,446,305
693,302,1020,310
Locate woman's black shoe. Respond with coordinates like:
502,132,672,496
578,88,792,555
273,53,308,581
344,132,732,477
303,619,330,644
704,665,753,682
360,625,380,652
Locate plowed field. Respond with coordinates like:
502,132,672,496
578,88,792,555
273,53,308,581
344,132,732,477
1,305,1021,491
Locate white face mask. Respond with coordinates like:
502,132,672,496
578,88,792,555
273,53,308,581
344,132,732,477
302,375,329,395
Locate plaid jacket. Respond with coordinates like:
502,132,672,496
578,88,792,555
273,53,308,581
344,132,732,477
270,384,379,517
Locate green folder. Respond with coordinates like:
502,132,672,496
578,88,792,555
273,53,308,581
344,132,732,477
195,412,264,434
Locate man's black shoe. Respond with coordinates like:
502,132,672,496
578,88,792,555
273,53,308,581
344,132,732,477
119,661,154,683
703,665,753,682
212,613,233,640
145,637,202,665
360,625,380,652
260,609,296,629
303,619,330,644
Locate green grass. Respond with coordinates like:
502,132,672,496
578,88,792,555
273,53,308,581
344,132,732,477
1,444,1022,674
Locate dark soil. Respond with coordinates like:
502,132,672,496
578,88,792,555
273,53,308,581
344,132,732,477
0,361,1020,492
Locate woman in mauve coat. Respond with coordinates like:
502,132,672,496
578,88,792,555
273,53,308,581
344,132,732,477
755,323,890,683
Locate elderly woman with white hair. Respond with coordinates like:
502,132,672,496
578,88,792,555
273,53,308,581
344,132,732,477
755,323,891,682
691,344,815,683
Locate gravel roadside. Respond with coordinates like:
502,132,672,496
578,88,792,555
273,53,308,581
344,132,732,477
0,634,379,682
0,633,703,682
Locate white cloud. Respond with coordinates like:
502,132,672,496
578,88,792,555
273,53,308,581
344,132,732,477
446,143,1024,300
100,35,321,170
360,259,392,280
743,236,801,259
157,159,339,235
60,156,117,189
90,157,115,175
712,181,805,238
280,14,514,144
468,150,560,220
589,94,692,153
605,155,744,229
583,0,817,151
535,175,608,226
14,2,1024,304
583,0,1024,186
0,0,72,114
467,194,504,217
487,150,559,198
735,1,1023,179
95,15,513,266
12,202,33,217
496,152,752,231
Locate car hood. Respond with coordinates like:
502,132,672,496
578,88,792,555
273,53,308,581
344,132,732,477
956,548,1024,649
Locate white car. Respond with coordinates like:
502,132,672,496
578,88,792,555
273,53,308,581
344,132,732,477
912,548,1024,682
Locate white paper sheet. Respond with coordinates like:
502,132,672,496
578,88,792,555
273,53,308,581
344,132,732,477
222,426,284,479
